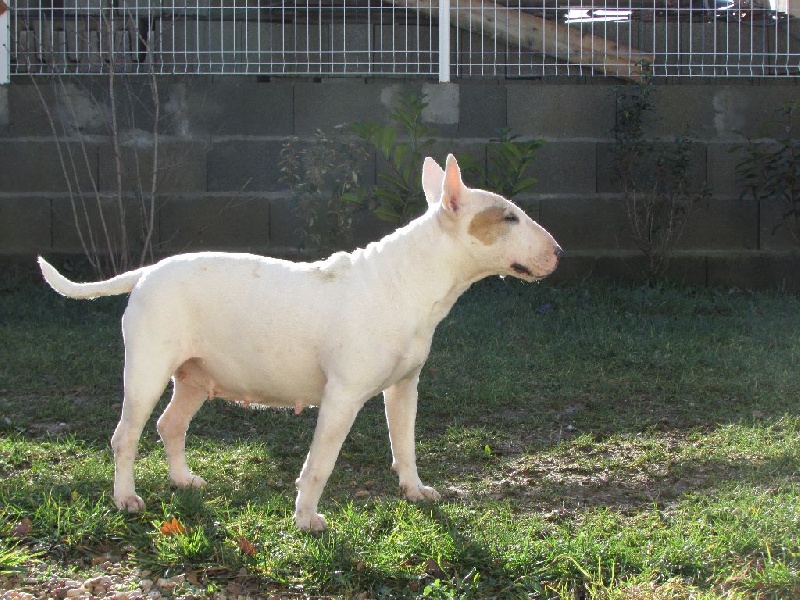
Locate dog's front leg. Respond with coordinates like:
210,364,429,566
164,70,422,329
294,384,363,532
384,371,440,502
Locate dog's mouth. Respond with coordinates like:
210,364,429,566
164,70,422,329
510,262,536,279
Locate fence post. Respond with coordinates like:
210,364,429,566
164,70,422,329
0,0,9,84
438,0,450,82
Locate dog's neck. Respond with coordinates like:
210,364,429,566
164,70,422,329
353,207,488,323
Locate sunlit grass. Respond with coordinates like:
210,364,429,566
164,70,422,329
1,268,799,597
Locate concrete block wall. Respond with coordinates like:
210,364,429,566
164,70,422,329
1,76,799,289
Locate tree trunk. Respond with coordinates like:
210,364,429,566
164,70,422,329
393,0,654,79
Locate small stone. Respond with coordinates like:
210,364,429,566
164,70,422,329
84,576,113,594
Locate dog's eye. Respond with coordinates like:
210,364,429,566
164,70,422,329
504,213,519,223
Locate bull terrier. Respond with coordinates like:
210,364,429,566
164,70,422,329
39,154,561,531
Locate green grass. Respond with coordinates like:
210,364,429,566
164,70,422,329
1,266,799,598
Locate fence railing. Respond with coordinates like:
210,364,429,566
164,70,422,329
5,1,800,81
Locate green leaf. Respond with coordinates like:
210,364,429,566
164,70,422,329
373,205,402,223
512,177,539,196
378,128,397,159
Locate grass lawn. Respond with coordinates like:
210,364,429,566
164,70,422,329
1,265,799,598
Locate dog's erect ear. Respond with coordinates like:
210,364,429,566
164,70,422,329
422,157,445,207
441,154,464,214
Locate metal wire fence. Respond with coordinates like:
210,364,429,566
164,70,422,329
6,1,800,80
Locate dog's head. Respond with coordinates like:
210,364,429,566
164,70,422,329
422,155,561,282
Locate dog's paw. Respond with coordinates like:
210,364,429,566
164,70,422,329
114,494,145,513
402,483,441,502
172,474,208,489
295,512,328,532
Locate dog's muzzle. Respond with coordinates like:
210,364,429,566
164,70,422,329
511,262,534,278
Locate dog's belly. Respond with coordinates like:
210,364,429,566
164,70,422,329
175,353,327,410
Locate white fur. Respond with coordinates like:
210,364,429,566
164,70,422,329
39,155,560,531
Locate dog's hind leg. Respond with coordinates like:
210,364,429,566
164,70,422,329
384,371,440,502
294,382,366,531
157,379,208,490
111,343,178,513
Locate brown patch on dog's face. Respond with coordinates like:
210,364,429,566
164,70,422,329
468,206,508,245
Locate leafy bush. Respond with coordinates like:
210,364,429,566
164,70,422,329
611,71,709,277
350,93,436,223
281,93,544,254
279,126,369,255
459,127,543,199
734,102,800,243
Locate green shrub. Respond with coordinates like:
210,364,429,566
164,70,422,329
279,126,369,255
734,102,800,243
611,71,709,277
350,93,437,224
281,93,544,254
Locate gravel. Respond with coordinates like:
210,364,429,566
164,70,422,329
0,559,290,600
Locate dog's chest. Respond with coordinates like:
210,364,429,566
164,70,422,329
380,322,437,387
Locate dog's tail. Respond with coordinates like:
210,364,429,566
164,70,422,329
38,257,150,300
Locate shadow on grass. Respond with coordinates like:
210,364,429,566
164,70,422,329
3,272,800,595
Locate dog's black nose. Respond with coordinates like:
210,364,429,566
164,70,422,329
555,245,564,259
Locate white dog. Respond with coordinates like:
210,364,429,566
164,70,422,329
39,154,561,531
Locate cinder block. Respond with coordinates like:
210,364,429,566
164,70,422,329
732,87,797,139
175,79,294,137
647,86,750,141
51,194,155,255
420,82,460,137
98,141,208,194
0,197,51,254
538,195,637,252
294,80,395,136
207,140,283,192
592,254,650,284
0,141,97,193
596,141,707,194
546,255,598,283
663,255,708,286
8,80,112,137
529,142,597,194
678,197,759,251
159,195,271,253
609,85,800,144
507,84,616,139
707,142,744,197
268,195,306,251
548,251,709,285
0,88,9,136
571,254,707,286
708,254,800,291
513,196,541,222
427,140,485,183
759,200,800,252
458,82,506,138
